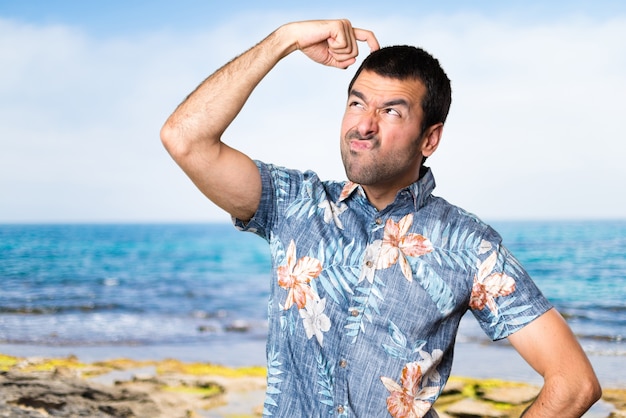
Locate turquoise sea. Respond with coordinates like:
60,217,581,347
1,221,624,388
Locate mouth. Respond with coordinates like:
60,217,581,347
345,130,377,151
349,139,373,152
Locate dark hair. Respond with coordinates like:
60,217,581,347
348,45,452,135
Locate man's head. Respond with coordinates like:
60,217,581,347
339,46,452,209
348,45,451,137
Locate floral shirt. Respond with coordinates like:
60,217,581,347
234,162,552,418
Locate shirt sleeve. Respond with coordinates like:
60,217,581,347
232,160,306,242
468,230,553,341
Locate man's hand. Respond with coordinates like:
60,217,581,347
280,19,379,69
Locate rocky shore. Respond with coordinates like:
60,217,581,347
0,353,624,417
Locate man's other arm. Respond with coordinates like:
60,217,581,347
508,308,602,417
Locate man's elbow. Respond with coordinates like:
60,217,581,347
582,375,603,409
160,120,178,152
160,121,192,162
566,373,602,414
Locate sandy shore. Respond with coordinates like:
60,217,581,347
1,352,624,418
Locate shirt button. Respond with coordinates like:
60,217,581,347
375,218,383,225
337,405,345,414
339,359,347,368
350,309,359,317
365,260,373,268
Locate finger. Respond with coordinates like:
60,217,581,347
330,56,357,70
327,21,362,67
329,26,379,69
354,28,380,52
329,25,378,64
327,19,357,54
328,48,358,69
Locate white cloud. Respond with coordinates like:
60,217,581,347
1,12,624,222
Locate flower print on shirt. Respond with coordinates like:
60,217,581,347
339,181,359,201
359,240,382,284
381,362,440,418
236,163,554,417
277,240,323,310
416,349,443,387
469,250,516,315
318,200,348,230
300,297,331,346
362,214,433,283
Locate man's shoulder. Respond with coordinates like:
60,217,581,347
425,195,500,241
426,194,482,223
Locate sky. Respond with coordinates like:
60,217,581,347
1,0,625,223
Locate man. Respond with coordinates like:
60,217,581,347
161,19,601,417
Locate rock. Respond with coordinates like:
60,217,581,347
132,372,158,382
226,319,251,332
0,404,47,418
444,398,508,418
434,410,455,418
0,370,162,417
441,380,465,395
479,385,540,405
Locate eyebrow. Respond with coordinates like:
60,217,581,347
349,89,411,109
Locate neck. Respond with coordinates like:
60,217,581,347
360,165,427,211
361,186,396,211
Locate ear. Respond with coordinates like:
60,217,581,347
420,123,444,158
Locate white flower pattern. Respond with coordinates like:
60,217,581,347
319,200,348,230
300,297,331,346
416,349,443,387
359,240,382,283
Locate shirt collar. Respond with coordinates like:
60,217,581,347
338,167,436,211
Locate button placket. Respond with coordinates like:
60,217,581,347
334,214,385,418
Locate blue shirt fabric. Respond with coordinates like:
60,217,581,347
234,161,552,418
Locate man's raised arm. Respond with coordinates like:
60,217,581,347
160,19,379,221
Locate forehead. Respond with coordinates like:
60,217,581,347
349,70,426,106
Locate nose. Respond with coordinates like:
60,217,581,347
355,111,379,139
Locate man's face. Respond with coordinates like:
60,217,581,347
340,70,428,194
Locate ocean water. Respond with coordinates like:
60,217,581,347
0,223,270,346
1,221,624,387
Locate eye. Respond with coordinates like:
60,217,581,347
349,101,364,109
384,108,400,117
